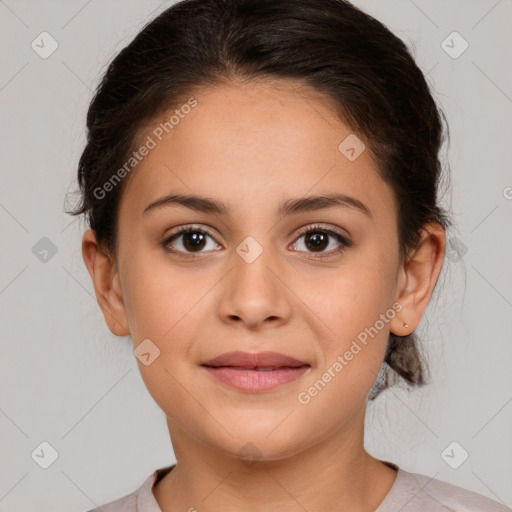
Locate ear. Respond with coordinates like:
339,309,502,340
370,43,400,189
81,229,130,336
390,223,446,336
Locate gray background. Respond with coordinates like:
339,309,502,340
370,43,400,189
1,0,511,510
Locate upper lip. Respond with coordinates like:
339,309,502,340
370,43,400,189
202,351,309,368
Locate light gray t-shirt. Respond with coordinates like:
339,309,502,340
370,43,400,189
85,462,511,511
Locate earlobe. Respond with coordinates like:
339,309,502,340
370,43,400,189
81,229,131,337
390,223,446,336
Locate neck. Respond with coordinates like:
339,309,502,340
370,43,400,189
153,412,398,512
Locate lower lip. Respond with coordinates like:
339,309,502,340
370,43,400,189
202,365,310,392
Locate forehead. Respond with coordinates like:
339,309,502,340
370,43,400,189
118,78,395,223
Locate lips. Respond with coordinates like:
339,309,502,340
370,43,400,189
201,350,309,369
201,351,310,392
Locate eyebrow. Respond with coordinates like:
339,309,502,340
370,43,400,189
143,192,372,218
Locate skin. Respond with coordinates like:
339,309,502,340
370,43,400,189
82,77,445,511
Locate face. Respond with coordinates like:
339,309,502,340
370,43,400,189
98,78,410,461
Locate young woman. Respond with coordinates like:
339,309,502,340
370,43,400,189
68,0,510,510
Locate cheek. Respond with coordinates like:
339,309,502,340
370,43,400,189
294,277,394,426
299,249,397,388
304,254,396,344
122,252,214,341
120,264,206,406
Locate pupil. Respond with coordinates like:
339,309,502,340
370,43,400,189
184,232,206,251
306,232,327,252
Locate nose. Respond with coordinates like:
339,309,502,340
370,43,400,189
217,250,292,331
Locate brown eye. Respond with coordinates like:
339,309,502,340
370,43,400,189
292,225,352,258
163,227,221,255
181,231,207,251
304,231,329,252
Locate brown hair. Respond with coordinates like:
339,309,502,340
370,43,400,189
66,0,452,400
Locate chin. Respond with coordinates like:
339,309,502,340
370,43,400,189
204,427,309,465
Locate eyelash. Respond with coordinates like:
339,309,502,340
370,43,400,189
161,223,352,260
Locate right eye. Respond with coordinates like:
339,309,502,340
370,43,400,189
161,226,222,257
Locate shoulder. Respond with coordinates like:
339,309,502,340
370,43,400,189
83,489,137,512
379,467,511,512
82,465,175,512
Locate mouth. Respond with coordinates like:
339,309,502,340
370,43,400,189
201,350,309,368
201,351,311,392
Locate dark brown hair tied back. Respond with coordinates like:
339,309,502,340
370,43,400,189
66,0,452,400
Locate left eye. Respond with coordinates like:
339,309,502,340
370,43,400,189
291,227,351,256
